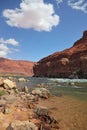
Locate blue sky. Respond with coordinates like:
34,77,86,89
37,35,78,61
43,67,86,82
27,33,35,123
0,0,87,61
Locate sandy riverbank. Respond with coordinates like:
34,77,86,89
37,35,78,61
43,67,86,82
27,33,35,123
38,95,87,130
0,77,87,130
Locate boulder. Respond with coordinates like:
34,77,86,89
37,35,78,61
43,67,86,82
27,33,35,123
0,99,6,106
7,89,19,95
68,82,75,86
3,79,16,89
3,106,11,114
35,106,48,117
0,78,4,86
6,120,38,130
8,77,14,80
26,94,39,102
18,78,27,82
0,106,5,113
1,95,17,104
23,86,29,93
28,102,35,109
34,106,58,127
0,100,6,113
31,88,51,99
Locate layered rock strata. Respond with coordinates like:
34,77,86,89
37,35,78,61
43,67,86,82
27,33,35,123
33,31,87,78
0,58,35,76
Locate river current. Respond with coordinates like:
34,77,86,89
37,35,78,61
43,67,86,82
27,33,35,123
15,77,87,101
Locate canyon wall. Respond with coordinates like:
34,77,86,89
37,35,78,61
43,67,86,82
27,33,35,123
0,58,35,76
33,31,87,78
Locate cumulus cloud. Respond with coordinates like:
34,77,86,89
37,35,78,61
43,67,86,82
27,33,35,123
0,44,10,57
0,38,19,57
5,39,19,46
3,0,59,32
68,0,87,13
0,38,19,46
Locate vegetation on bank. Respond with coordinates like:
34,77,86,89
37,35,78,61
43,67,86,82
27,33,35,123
0,90,7,96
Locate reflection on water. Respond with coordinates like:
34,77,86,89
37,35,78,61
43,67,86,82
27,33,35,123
15,77,87,101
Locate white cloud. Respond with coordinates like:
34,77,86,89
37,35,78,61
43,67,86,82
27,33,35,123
0,43,10,57
5,39,19,46
68,0,87,13
0,38,19,57
0,38,19,46
3,0,60,32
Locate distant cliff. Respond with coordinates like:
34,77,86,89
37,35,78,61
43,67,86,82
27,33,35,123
0,58,35,76
33,31,87,78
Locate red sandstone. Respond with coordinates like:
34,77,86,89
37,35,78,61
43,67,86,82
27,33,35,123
33,31,87,78
0,58,35,76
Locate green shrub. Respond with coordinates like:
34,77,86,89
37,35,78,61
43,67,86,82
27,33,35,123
76,69,83,78
0,90,7,96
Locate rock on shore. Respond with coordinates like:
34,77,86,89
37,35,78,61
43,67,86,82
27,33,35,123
0,77,58,130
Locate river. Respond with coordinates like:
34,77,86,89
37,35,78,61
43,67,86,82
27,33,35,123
15,77,87,101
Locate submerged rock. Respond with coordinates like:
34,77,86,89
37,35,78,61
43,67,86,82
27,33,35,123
18,78,27,82
34,106,48,116
8,77,14,81
34,106,59,128
68,82,75,86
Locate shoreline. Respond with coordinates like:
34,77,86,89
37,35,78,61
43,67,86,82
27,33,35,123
0,77,87,130
38,95,87,130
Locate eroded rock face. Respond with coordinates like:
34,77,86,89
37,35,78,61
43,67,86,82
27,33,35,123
0,58,35,76
33,31,87,78
83,30,87,40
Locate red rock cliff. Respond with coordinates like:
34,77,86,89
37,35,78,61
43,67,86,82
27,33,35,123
0,58,35,76
33,31,87,78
